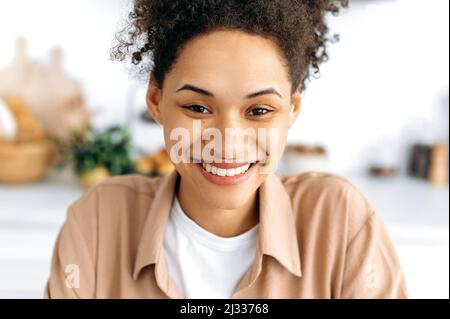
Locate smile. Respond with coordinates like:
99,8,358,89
201,162,251,177
196,161,257,185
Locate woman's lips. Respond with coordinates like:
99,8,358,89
195,161,257,185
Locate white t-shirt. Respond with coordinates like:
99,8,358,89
163,196,259,299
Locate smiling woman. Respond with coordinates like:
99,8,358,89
44,0,408,299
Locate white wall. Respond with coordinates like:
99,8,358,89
294,0,449,173
0,0,448,173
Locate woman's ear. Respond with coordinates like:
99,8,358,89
146,75,164,125
289,89,302,128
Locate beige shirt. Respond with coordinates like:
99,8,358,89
44,170,408,299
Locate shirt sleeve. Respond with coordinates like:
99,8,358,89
44,206,96,299
339,211,408,299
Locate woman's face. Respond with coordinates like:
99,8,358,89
147,30,301,210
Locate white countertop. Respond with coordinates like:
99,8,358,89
0,170,448,298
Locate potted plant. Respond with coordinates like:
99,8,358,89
65,125,136,188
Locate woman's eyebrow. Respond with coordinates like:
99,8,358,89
176,84,283,99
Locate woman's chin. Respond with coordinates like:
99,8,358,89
195,175,260,209
177,162,264,209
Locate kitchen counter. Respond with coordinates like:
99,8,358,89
0,170,83,298
0,170,448,298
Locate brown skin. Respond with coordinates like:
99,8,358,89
146,30,302,237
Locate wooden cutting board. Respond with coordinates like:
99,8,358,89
0,38,90,142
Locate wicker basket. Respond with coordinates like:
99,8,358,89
0,140,55,183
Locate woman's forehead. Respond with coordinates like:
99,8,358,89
164,30,291,97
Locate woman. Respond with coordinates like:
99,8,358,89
45,0,407,299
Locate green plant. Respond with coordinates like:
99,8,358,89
68,125,136,176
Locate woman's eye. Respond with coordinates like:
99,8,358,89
248,107,271,117
184,105,211,114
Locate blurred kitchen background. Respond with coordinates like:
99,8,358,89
0,0,448,298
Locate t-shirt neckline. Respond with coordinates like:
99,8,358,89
170,196,259,252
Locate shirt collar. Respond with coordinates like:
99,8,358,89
133,170,302,281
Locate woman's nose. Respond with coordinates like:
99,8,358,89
213,111,243,132
207,113,256,162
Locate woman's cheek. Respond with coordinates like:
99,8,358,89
261,119,289,171
163,116,200,165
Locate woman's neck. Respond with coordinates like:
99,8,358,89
177,177,259,238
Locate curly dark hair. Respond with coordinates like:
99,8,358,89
111,0,348,94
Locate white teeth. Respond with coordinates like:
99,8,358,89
226,168,236,176
217,168,227,176
201,163,252,177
